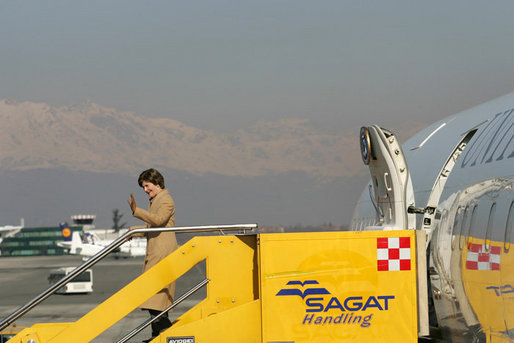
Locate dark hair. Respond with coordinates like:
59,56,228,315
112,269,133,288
138,168,165,189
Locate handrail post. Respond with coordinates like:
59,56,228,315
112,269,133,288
0,224,257,331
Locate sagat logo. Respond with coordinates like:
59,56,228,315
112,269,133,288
276,280,395,328
276,280,330,298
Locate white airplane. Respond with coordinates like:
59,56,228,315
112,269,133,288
0,218,24,245
57,222,146,259
352,91,514,341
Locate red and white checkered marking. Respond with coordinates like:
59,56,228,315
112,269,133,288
377,237,411,271
466,243,501,271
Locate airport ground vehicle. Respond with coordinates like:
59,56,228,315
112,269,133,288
0,225,428,343
47,267,93,294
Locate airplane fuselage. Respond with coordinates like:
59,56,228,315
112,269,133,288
352,92,514,341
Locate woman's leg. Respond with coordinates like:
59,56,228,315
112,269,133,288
148,309,172,337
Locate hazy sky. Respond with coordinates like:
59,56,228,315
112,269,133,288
1,1,513,133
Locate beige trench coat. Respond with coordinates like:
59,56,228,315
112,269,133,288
132,189,178,311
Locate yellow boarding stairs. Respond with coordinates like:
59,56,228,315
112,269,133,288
1,225,428,343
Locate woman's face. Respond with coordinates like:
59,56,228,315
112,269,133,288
141,181,162,199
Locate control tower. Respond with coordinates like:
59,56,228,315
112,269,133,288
71,214,96,231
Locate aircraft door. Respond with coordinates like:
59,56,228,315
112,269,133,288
421,129,477,241
360,126,415,230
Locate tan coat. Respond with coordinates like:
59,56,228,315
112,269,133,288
132,189,178,311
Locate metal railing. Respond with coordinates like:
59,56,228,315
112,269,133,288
0,224,257,331
115,278,210,343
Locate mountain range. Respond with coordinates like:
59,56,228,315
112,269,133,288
0,99,364,178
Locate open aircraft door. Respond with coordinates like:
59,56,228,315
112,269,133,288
360,126,430,338
360,126,416,230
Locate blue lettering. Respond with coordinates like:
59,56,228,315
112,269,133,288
486,284,514,296
303,314,314,324
344,297,363,311
324,297,345,312
362,296,383,311
306,297,324,312
306,295,395,312
487,286,501,296
378,296,395,310
503,285,514,294
334,313,343,324
361,314,373,328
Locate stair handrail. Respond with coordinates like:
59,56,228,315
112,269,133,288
116,278,210,343
0,224,257,331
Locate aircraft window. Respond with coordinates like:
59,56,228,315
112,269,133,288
505,201,514,252
485,202,496,251
467,205,478,250
459,206,470,250
451,207,462,251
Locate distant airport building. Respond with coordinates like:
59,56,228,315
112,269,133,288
0,215,95,257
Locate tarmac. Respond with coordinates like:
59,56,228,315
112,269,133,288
0,253,206,342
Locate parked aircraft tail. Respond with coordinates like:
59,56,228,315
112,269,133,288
59,222,73,242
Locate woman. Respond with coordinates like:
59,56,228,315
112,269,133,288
128,168,177,340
